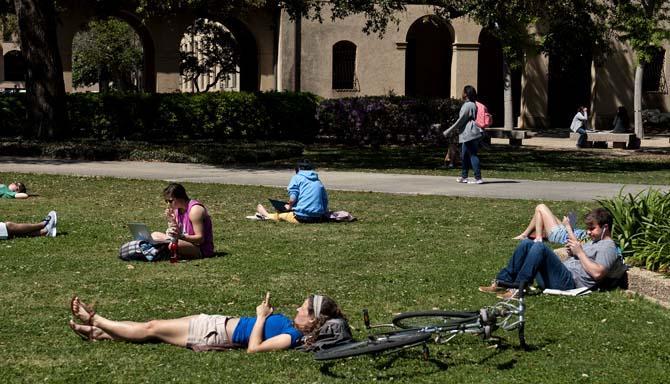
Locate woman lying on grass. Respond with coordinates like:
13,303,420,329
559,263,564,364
68,293,347,352
513,203,589,244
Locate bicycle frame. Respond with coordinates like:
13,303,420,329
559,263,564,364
365,282,527,349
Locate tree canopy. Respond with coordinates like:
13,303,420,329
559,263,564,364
72,18,143,92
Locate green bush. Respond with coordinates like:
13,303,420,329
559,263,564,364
316,96,462,146
0,91,320,142
0,95,27,136
598,189,670,272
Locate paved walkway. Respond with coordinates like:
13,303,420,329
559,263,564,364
2,156,667,202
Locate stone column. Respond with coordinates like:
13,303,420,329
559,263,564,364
520,53,549,129
450,42,479,97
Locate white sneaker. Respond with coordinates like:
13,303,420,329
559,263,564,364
456,177,469,183
468,179,484,184
45,211,57,237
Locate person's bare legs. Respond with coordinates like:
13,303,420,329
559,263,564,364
514,204,562,241
6,221,47,237
150,232,202,259
68,320,113,341
71,297,195,347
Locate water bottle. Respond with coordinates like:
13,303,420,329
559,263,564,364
169,236,178,263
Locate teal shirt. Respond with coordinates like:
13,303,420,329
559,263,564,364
0,184,16,199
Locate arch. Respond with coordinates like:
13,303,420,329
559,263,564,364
180,17,259,92
113,11,156,93
4,50,25,82
332,40,357,90
405,15,453,98
222,18,258,92
547,51,592,128
643,47,667,94
69,11,156,93
477,29,521,127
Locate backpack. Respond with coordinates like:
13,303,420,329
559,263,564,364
475,101,492,129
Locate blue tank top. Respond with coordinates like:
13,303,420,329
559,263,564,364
231,314,303,347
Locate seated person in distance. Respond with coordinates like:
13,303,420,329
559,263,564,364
256,160,328,223
151,183,214,259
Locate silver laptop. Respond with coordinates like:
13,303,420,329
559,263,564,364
127,223,169,244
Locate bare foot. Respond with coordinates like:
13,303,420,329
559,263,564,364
256,204,270,219
68,320,111,341
513,234,528,240
70,296,96,325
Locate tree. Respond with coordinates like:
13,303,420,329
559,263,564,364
9,0,68,139
607,0,670,141
179,18,239,92
72,18,143,92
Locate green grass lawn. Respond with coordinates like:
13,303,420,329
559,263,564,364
1,172,668,383
264,144,670,185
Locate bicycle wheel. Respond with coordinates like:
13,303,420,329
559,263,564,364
314,331,431,361
392,310,480,329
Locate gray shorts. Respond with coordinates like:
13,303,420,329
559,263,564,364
187,314,236,351
0,222,8,240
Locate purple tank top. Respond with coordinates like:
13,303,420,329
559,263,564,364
177,199,214,257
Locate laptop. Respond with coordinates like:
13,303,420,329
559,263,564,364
128,223,169,244
269,199,290,212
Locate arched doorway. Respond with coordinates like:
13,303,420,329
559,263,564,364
180,17,258,93
544,14,594,128
478,29,521,127
4,50,25,81
70,13,155,92
405,16,453,98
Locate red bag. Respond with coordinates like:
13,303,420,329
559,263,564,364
475,101,492,129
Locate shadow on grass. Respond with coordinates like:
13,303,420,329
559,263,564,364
273,144,670,177
316,336,550,380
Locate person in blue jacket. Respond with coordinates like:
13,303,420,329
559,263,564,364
256,159,329,223
68,293,348,353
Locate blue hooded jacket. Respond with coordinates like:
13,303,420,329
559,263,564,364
287,170,328,218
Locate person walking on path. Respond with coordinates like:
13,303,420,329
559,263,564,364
443,85,484,184
570,106,589,148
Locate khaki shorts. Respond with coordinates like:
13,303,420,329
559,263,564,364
0,222,8,240
187,314,236,351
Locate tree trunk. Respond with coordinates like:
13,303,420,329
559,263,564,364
633,65,643,140
503,59,514,130
13,0,67,139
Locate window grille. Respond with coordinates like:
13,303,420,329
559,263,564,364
332,41,357,90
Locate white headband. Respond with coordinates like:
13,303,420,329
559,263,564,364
312,295,324,319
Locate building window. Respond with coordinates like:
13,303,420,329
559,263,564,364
643,48,667,94
332,41,357,90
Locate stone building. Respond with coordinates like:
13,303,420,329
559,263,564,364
1,3,668,130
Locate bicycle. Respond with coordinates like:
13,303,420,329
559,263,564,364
314,281,528,361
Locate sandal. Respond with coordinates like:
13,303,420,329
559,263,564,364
70,296,96,325
68,319,92,341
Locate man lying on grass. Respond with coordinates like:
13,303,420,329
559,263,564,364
68,293,350,352
0,211,58,239
480,208,626,298
0,181,29,199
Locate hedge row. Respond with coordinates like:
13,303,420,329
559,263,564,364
1,92,320,143
1,92,462,145
317,96,462,145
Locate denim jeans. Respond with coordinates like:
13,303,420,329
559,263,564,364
460,139,481,180
575,127,587,147
496,239,575,290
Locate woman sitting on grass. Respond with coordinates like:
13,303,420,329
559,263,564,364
151,183,214,259
68,293,348,353
513,203,589,245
